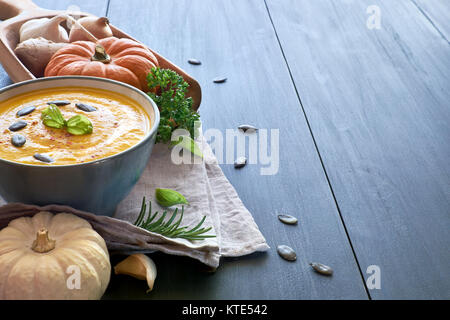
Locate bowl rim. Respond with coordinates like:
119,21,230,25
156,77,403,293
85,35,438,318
0,76,160,168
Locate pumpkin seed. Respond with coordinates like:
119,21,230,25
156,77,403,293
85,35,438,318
310,262,333,276
277,245,296,261
76,103,97,112
47,100,70,106
16,106,36,117
278,214,298,225
11,134,26,147
8,120,27,132
33,153,54,163
238,124,258,133
188,58,202,65
234,156,247,168
213,77,227,83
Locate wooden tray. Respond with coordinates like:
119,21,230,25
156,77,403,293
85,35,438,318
0,0,202,110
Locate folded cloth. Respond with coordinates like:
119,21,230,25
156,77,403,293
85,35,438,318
0,136,269,268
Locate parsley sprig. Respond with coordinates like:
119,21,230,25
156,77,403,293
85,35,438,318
147,68,200,144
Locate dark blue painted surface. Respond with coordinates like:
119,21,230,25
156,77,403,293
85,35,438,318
266,0,450,299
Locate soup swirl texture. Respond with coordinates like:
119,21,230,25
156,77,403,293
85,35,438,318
0,87,151,165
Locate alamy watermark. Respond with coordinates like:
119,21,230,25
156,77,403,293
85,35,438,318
366,265,381,290
366,5,382,30
170,123,280,176
66,265,81,290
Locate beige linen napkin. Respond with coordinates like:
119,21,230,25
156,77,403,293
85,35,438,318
0,136,269,268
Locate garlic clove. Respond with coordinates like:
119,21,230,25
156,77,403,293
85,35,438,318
114,254,157,293
69,16,113,42
19,15,69,43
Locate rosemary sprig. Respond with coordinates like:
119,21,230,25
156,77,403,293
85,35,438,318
134,197,216,241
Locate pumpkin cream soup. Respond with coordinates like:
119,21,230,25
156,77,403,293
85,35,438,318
0,87,151,165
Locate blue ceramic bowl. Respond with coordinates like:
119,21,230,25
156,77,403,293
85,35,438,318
0,76,160,216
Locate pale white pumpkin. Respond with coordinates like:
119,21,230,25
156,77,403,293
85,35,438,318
0,212,111,300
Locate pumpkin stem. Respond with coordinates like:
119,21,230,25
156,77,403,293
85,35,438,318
91,45,111,64
32,228,56,253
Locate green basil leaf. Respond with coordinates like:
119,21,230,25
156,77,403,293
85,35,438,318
155,188,189,207
66,115,93,135
41,104,65,129
170,135,203,158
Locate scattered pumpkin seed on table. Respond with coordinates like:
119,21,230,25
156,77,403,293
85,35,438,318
234,156,247,168
213,77,227,83
238,124,258,133
277,214,298,225
188,58,202,65
277,245,297,261
310,262,333,276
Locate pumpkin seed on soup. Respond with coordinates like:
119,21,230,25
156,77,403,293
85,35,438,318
34,153,54,163
76,103,97,112
9,120,27,132
16,106,36,117
47,100,70,106
11,134,26,147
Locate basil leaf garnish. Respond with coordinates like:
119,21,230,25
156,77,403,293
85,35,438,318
155,188,189,207
66,115,93,135
41,104,66,129
41,105,93,135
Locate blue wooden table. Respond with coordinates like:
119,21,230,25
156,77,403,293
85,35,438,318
1,0,449,299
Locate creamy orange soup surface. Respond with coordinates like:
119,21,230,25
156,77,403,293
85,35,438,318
0,87,151,165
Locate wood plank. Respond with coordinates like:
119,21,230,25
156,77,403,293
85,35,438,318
0,0,109,86
266,0,450,299
104,0,368,299
412,0,450,41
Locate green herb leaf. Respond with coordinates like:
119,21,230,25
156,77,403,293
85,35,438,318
170,135,203,158
147,67,200,144
41,104,66,129
41,104,93,135
134,198,215,241
155,188,189,207
66,115,93,135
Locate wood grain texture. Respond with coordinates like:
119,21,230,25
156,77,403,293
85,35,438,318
412,0,450,41
104,0,367,299
266,0,450,299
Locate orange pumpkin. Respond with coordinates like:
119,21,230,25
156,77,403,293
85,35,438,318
45,37,158,90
